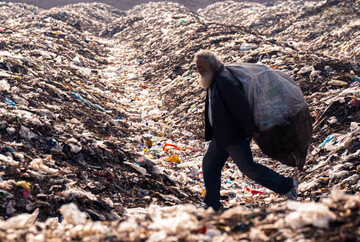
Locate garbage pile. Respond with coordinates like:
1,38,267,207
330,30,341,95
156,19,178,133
0,0,359,241
104,0,360,205
198,0,324,36
0,189,358,241
0,2,40,23
199,0,360,60
38,3,125,36
0,2,201,223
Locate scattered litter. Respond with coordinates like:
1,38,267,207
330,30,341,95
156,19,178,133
0,1,359,241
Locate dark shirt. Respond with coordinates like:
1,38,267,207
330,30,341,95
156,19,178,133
205,65,257,148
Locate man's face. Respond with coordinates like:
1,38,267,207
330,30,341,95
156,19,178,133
196,57,208,76
195,57,214,89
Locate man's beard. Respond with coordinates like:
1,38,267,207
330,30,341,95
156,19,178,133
198,70,214,89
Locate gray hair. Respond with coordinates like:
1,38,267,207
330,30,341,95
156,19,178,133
194,50,223,72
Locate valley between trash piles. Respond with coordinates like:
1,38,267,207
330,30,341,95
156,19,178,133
0,0,359,241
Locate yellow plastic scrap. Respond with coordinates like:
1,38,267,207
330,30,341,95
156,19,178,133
202,189,206,196
328,80,348,87
165,155,181,163
319,177,329,183
16,181,33,193
217,225,231,232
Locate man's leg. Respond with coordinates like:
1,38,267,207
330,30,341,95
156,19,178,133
202,139,229,210
226,139,293,194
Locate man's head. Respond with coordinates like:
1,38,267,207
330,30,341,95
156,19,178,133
194,50,223,89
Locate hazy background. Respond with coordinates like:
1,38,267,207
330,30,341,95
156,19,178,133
5,0,278,11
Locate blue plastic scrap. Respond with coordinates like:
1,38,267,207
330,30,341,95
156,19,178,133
5,146,15,153
5,98,18,108
318,134,335,148
69,93,110,113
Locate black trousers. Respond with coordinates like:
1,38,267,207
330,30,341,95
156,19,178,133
202,138,293,210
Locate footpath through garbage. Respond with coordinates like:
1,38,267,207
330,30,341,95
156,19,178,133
0,1,359,241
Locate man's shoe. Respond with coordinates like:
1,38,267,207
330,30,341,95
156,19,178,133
202,204,225,213
202,205,210,210
286,179,298,201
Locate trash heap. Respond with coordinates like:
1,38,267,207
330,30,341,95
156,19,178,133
0,189,358,241
0,2,201,223
0,2,40,23
197,0,324,36
38,3,125,36
199,0,360,60
0,0,359,241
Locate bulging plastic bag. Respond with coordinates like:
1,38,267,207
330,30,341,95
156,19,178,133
227,64,312,170
227,63,306,129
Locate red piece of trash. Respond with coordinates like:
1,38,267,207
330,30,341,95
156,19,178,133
246,186,265,195
139,84,149,89
349,98,360,108
163,144,196,152
163,144,179,151
196,226,208,234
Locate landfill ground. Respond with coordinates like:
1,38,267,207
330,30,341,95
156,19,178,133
0,0,359,241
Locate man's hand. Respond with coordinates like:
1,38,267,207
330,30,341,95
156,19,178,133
246,132,260,141
252,132,260,139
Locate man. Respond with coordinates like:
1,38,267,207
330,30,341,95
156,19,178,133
194,50,298,211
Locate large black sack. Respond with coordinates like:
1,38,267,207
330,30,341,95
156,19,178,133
254,106,312,171
227,64,312,170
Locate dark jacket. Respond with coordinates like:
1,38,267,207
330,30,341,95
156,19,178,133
205,65,257,147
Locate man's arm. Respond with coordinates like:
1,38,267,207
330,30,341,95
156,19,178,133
217,76,258,138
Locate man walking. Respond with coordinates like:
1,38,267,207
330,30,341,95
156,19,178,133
194,50,298,211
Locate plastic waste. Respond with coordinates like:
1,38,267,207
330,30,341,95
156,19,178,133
28,156,59,175
0,208,39,230
226,64,307,129
70,93,110,112
0,80,10,91
254,106,312,170
245,186,265,195
349,98,360,108
0,179,16,190
285,201,336,229
59,203,87,224
16,181,33,193
163,143,180,151
165,155,181,163
226,64,312,170
6,127,16,135
318,134,335,148
328,80,348,87
5,98,17,108
124,161,149,176
19,126,37,140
